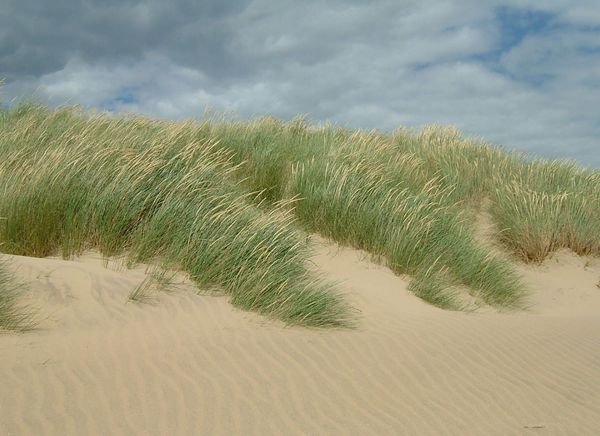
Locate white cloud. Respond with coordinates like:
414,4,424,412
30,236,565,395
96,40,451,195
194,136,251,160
1,0,599,167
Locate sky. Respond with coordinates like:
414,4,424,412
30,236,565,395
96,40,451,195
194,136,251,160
1,0,599,167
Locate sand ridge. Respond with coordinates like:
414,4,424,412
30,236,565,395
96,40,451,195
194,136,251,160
1,237,599,435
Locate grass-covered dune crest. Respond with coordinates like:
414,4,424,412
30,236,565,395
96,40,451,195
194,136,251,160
0,104,350,327
1,102,599,326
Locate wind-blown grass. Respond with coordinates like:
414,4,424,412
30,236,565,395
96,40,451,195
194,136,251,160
195,121,525,307
128,268,178,303
0,105,350,327
2,102,598,323
489,161,600,262
389,126,600,262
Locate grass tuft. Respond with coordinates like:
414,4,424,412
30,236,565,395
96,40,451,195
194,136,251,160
0,257,36,332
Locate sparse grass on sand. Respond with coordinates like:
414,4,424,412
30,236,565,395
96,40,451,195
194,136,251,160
0,256,35,332
1,101,599,326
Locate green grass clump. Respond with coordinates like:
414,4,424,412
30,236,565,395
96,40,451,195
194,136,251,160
489,161,600,262
407,262,463,310
285,139,524,306
197,122,525,307
389,126,600,263
0,104,350,327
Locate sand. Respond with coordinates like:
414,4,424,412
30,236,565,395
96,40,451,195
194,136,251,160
1,236,600,435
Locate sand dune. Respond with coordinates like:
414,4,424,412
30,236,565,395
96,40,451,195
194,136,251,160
1,237,599,435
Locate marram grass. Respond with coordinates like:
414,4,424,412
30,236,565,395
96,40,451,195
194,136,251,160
489,163,600,262
0,104,350,327
195,121,526,306
1,102,599,327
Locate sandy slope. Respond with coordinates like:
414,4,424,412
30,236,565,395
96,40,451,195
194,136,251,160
1,237,599,436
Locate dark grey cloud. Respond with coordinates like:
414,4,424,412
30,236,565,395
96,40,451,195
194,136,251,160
1,0,599,167
1,0,252,81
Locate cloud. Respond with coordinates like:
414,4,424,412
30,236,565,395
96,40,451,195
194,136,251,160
1,0,599,167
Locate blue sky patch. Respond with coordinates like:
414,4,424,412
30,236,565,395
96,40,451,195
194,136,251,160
460,7,557,86
495,6,555,52
103,89,139,111
112,91,137,105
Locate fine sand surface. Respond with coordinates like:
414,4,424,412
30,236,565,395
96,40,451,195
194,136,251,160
1,236,600,435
